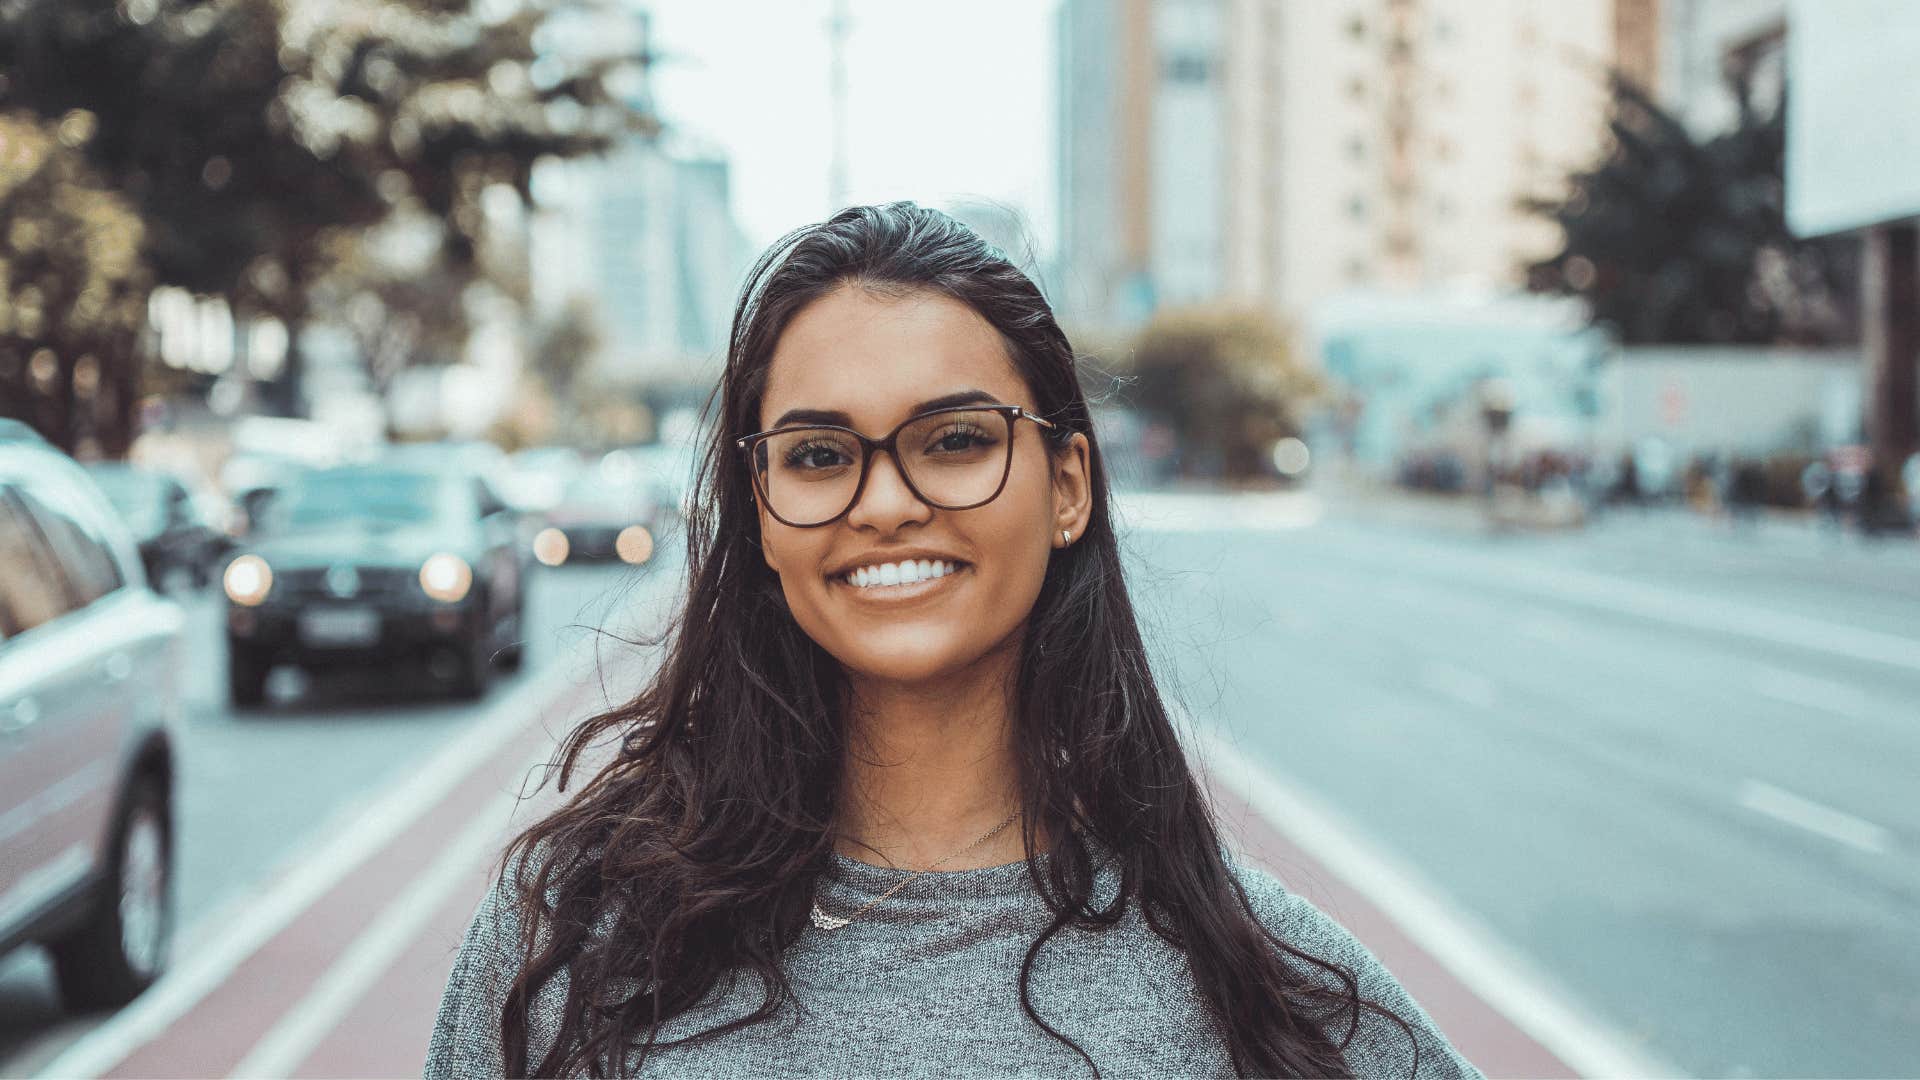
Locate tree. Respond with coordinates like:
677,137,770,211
1525,71,1858,346
1121,307,1320,481
0,111,151,456
0,0,652,425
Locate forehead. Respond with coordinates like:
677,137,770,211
760,285,1028,432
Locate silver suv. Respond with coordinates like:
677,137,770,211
0,421,185,1010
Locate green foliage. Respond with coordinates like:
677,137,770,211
1525,72,1858,346
0,111,151,455
0,0,653,421
1121,306,1319,480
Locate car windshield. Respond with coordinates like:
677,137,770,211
86,468,169,535
263,470,449,531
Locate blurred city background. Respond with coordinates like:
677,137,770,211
1,0,1917,1077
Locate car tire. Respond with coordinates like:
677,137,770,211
446,631,492,700
229,645,268,709
496,592,527,673
49,775,172,1012
496,639,525,673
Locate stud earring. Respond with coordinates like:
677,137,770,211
1061,529,1071,545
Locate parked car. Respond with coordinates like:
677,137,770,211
0,421,184,1011
221,457,529,706
84,463,233,593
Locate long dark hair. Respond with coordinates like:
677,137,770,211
500,202,1419,1077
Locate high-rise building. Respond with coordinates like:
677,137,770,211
1056,0,1632,335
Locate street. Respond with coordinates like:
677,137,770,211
2,490,1915,1077
0,550,682,1077
1130,488,1920,1078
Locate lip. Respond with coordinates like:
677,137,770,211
830,563,971,606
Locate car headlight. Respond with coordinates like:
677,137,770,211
532,527,569,566
223,555,273,606
616,525,654,565
419,553,473,603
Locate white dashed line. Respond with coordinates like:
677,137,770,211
1737,779,1892,855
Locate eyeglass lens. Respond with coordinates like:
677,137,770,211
751,409,1012,525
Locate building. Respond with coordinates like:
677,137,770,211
527,7,751,386
1657,0,1786,136
1056,0,1628,335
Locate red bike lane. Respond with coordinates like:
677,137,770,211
53,667,1604,1079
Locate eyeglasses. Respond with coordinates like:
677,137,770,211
736,404,1057,528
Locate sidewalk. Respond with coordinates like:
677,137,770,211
42,661,1594,1079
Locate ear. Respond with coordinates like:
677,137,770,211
1050,432,1092,549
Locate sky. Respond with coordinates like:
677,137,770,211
636,0,1062,255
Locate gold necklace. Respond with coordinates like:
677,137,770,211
811,809,1023,931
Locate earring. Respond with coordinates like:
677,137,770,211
1061,529,1071,545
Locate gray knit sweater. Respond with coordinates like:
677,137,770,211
426,851,1483,1078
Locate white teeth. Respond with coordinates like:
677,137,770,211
842,560,961,589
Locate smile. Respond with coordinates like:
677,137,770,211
838,558,965,589
833,553,967,595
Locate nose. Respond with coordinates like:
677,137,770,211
844,447,932,532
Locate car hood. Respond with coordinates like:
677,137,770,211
241,522,474,570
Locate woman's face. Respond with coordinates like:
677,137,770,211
752,284,1091,687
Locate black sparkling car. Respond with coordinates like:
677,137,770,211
221,458,528,706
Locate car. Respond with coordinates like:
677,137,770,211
84,463,234,593
530,468,663,568
221,457,529,706
0,421,185,1012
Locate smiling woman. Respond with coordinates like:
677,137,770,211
425,203,1482,1078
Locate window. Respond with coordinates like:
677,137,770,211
15,485,121,606
1163,55,1211,83
0,488,77,638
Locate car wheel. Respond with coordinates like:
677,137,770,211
496,593,527,672
229,645,268,709
445,631,492,700
49,775,172,1011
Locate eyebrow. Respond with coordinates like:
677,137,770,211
769,389,1004,430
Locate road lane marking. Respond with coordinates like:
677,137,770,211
1116,491,1324,533
1416,660,1500,709
1186,722,1680,1079
1736,779,1892,855
228,773,531,1079
1749,667,1875,720
1446,546,1920,675
35,654,591,1080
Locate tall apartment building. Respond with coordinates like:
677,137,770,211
1057,0,1625,335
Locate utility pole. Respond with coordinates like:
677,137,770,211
826,0,851,211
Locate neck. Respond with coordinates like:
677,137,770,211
836,649,1027,871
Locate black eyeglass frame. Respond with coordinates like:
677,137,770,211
735,404,1059,528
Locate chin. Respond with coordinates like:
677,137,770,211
834,641,977,685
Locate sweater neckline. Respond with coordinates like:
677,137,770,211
821,836,1118,905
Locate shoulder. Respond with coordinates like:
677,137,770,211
1225,859,1486,1079
425,847,567,1079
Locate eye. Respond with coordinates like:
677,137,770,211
782,439,854,471
927,423,995,454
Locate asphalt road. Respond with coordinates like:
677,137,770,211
1123,490,1920,1078
4,491,1915,1077
0,550,675,1076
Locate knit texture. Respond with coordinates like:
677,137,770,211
426,850,1484,1078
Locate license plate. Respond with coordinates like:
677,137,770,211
299,607,380,647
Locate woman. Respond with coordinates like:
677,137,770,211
428,203,1482,1078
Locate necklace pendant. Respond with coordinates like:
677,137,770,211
810,902,851,931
